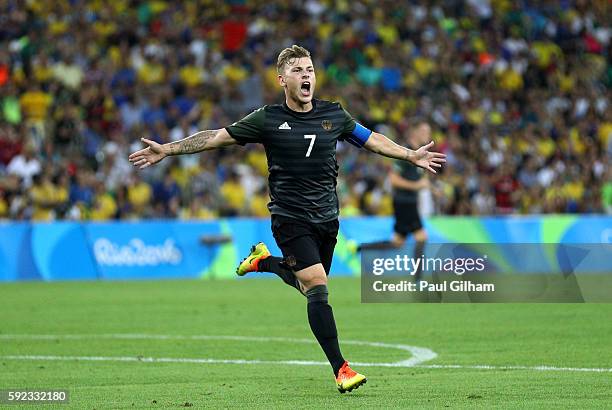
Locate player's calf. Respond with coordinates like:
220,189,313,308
237,243,303,293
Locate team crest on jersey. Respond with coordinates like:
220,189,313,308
321,120,332,131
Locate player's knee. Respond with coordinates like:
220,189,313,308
302,274,327,290
296,264,327,290
414,229,428,242
392,237,406,247
305,284,328,304
392,232,406,248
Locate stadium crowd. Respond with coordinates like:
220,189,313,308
0,0,610,221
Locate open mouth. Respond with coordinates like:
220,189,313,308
300,81,311,97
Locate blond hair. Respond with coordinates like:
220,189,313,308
276,45,311,74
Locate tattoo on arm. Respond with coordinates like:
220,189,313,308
166,130,218,155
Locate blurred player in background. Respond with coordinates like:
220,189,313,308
359,119,432,281
129,45,446,393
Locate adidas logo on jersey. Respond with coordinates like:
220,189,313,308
278,122,291,130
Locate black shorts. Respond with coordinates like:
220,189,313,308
271,214,339,274
393,199,423,237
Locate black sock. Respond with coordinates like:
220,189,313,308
258,256,302,293
414,240,426,281
306,285,345,376
357,240,397,251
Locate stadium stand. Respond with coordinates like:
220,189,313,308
0,0,610,220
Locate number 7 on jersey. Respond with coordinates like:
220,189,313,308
304,134,316,157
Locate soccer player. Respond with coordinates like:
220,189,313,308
358,119,432,281
129,45,446,393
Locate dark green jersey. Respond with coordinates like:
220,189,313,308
392,158,424,203
225,99,368,223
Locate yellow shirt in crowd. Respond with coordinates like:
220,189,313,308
179,65,204,87
128,182,152,211
138,62,165,85
20,91,53,121
91,193,118,220
220,181,246,212
0,197,8,217
249,194,269,217
30,182,67,221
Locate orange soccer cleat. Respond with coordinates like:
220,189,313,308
236,242,271,276
335,361,367,393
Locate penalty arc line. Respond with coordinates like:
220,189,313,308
1,334,611,373
0,333,436,368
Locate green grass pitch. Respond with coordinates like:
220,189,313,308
1,277,611,409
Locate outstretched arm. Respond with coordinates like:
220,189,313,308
363,132,446,174
128,128,237,169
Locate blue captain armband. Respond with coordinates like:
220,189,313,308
345,123,372,148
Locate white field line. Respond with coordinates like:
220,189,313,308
1,334,610,372
0,333,436,367
1,355,611,373
417,364,612,373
